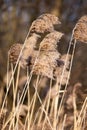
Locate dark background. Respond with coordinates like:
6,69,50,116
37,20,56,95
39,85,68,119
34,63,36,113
0,0,87,88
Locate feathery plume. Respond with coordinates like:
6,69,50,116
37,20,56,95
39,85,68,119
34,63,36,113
73,15,87,43
8,43,22,64
30,13,61,34
32,31,64,79
40,31,63,51
39,13,61,25
32,52,57,78
20,33,40,68
8,33,40,67
9,42,38,69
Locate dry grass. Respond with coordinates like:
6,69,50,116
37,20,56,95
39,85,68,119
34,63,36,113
0,13,87,130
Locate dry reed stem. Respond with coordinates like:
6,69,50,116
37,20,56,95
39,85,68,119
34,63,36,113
29,75,40,128
33,85,53,130
54,36,77,130
54,54,70,85
42,79,53,130
76,97,87,130
0,109,8,130
2,20,31,113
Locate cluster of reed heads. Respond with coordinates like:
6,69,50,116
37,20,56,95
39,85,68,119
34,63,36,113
0,13,87,130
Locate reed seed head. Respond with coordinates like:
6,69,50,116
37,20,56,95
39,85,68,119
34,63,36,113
20,33,40,68
32,31,64,78
8,43,22,64
73,15,87,43
40,31,63,51
30,13,61,34
38,13,61,25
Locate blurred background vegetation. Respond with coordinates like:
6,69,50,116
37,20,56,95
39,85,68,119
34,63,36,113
0,0,87,89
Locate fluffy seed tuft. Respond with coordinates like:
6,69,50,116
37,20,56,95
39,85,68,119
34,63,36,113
73,15,87,43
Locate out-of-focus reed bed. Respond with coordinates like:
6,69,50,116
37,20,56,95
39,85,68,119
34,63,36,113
0,14,87,130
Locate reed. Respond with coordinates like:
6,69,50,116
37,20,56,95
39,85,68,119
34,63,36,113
1,13,87,130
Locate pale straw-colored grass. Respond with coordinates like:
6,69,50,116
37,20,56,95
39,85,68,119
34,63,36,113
1,14,87,130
